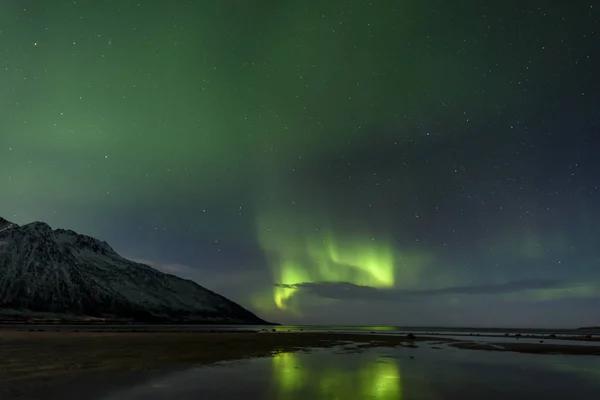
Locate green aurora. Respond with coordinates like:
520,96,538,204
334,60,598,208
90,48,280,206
255,207,430,314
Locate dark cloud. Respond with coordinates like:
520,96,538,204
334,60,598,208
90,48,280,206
276,279,579,302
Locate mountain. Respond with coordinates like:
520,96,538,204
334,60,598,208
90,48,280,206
0,217,271,324
0,217,18,233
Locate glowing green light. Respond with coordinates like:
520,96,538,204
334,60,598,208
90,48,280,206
274,262,313,310
271,352,402,399
272,352,306,393
269,232,396,311
360,359,402,399
256,209,431,313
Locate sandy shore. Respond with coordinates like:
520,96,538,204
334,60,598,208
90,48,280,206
1,329,599,384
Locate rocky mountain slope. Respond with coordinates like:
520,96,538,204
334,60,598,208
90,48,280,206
0,217,270,324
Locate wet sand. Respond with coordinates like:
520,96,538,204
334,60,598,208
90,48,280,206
0,330,432,381
2,329,599,384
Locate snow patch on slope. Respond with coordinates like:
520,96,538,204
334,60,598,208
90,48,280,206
0,217,268,324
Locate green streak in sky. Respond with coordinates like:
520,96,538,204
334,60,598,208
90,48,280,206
255,208,429,313
271,236,396,311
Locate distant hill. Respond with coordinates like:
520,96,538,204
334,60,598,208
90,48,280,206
0,217,271,324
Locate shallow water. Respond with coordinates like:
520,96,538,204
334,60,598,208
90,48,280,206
94,344,600,400
427,334,600,347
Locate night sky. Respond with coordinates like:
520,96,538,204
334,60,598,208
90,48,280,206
1,1,598,327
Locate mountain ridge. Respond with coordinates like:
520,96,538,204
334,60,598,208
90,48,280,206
0,217,272,324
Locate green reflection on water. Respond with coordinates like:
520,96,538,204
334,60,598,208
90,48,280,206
272,352,308,393
361,360,402,399
272,352,402,399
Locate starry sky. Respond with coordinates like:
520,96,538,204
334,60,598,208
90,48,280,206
1,1,598,328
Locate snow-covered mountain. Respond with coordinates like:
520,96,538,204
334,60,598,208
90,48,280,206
0,217,17,233
0,217,270,324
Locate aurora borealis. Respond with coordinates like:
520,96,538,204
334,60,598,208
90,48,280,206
1,1,598,327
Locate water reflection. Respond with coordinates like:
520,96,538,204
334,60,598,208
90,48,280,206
92,345,600,400
272,352,401,399
360,358,401,399
272,352,307,393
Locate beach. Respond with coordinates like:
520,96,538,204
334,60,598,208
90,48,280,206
2,325,600,399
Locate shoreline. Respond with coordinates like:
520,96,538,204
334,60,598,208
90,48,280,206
408,331,599,342
2,330,599,385
1,322,597,342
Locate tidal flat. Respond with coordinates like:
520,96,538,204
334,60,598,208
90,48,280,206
1,328,599,399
